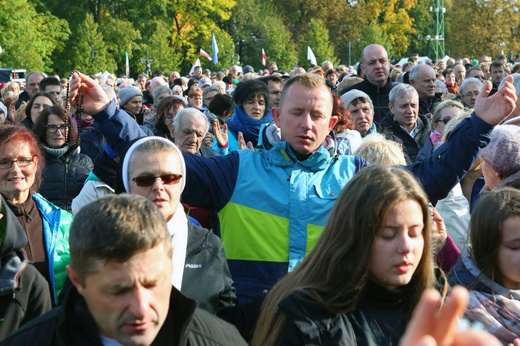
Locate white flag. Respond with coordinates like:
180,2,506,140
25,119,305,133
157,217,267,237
189,58,201,76
307,46,317,66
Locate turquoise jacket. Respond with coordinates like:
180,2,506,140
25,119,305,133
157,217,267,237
33,193,72,304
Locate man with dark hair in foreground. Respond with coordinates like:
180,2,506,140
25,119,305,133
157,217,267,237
1,194,246,346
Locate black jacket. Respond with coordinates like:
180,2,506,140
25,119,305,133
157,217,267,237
343,79,394,124
39,147,93,212
277,282,413,345
182,222,236,315
0,284,246,346
0,196,51,341
14,91,30,110
379,112,430,162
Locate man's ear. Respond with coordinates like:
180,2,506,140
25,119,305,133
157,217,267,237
66,265,86,295
328,116,339,131
272,107,281,127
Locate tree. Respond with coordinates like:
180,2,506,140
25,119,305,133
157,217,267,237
0,0,70,72
100,16,141,76
299,18,338,68
70,13,115,73
169,0,235,70
227,0,297,71
446,0,520,59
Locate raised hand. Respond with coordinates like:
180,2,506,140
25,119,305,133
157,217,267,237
238,131,254,150
69,71,111,115
474,75,517,126
400,286,501,346
213,119,228,147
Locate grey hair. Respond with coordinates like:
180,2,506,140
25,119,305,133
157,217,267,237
389,83,419,105
173,108,209,135
499,73,520,97
409,64,436,82
436,79,448,96
203,85,221,99
153,85,172,101
459,78,484,97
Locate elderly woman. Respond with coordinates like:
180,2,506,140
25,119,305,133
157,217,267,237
151,95,187,139
120,136,236,315
21,91,57,129
32,106,93,212
459,77,484,108
0,126,71,304
213,79,272,153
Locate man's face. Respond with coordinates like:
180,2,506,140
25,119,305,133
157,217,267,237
389,94,419,131
273,83,337,160
437,60,446,70
348,100,373,137
460,83,480,108
268,64,278,74
454,65,466,82
410,67,436,100
203,90,218,108
44,85,62,104
491,66,505,84
230,66,239,76
173,115,207,154
267,81,282,108
361,45,390,87
468,70,485,82
193,67,202,78
26,74,44,98
68,243,173,346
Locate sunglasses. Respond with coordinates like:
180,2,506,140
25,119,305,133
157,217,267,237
438,117,452,125
131,174,182,187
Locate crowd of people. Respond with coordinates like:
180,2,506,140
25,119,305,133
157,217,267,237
0,43,519,345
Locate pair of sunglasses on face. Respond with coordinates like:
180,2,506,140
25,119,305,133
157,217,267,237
132,174,182,187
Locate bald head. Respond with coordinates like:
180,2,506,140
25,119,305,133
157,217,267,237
361,44,390,87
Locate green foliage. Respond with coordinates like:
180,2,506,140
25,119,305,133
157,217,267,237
7,0,513,74
0,0,70,72
299,18,338,68
70,13,116,74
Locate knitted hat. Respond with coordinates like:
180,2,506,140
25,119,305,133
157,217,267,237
341,89,374,112
118,86,143,107
481,125,520,177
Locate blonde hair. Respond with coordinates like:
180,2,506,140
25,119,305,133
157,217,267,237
354,134,406,165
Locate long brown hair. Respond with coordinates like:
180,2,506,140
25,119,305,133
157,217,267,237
470,187,520,286
253,165,434,345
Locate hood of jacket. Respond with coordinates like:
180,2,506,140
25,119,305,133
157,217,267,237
448,248,520,300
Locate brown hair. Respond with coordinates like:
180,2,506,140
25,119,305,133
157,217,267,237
0,126,45,193
253,165,434,345
470,187,520,287
33,105,79,151
69,194,171,284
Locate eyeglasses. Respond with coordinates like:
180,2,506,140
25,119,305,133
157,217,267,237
164,114,175,121
0,156,35,169
437,117,452,125
462,91,479,98
46,124,70,133
131,174,182,187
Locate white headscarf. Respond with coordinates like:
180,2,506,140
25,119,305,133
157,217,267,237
121,136,188,289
